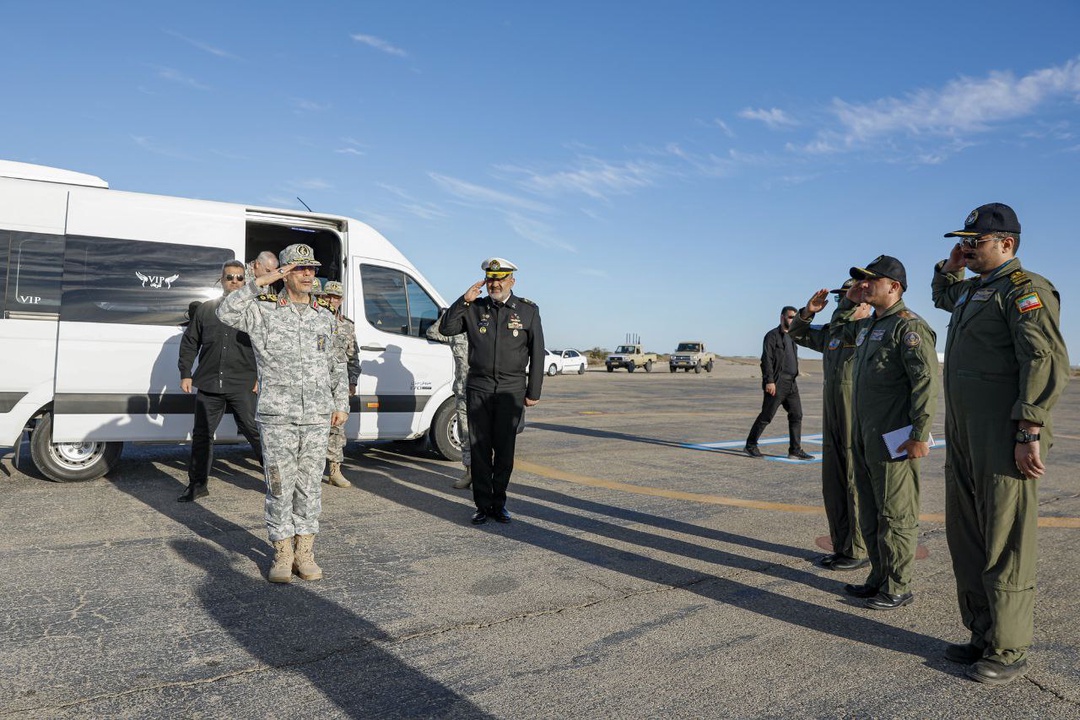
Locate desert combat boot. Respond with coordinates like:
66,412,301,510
269,538,294,584
324,461,352,487
293,534,323,580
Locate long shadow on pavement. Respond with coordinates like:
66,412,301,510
109,466,492,719
362,454,947,669
526,421,691,449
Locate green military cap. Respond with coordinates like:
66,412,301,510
322,280,344,297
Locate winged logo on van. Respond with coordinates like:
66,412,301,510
135,271,181,289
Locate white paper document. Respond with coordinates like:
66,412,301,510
882,425,936,459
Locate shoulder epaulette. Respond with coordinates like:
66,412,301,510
1009,270,1031,287
315,296,333,310
897,310,915,319
517,296,537,307
257,293,277,302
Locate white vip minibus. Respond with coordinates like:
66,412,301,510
0,160,461,482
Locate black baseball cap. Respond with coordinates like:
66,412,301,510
944,202,1021,238
850,255,907,292
830,278,857,295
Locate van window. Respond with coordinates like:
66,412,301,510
360,264,440,337
61,236,234,325
5,232,63,316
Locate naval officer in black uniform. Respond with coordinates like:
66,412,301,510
441,257,545,525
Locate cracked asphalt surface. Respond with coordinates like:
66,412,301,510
2,361,1079,718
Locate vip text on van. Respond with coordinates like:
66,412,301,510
0,160,462,482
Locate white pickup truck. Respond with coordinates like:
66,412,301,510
605,344,659,373
669,341,716,373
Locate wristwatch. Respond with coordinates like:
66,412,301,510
1015,428,1041,444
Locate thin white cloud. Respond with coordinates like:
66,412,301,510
429,173,552,213
292,178,334,191
504,213,577,252
154,66,210,91
738,107,798,129
713,119,736,137
292,98,331,113
166,31,240,60
335,147,365,156
351,33,407,57
335,137,366,156
131,135,195,160
508,157,659,200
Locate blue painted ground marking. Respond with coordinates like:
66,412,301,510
682,434,945,464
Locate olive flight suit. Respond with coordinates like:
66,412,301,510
850,299,939,596
932,258,1069,664
789,300,867,562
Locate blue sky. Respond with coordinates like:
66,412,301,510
3,1,1078,357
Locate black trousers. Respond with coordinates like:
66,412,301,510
745,375,804,452
467,387,525,512
188,389,262,487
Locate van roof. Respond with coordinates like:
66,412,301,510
0,160,109,188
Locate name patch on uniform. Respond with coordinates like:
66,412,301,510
1016,292,1043,314
869,329,886,342
972,288,996,302
827,338,841,350
903,331,922,348
855,328,869,347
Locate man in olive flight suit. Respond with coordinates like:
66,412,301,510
932,203,1069,685
440,257,545,526
842,256,939,611
789,279,872,571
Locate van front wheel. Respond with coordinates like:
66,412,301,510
429,399,464,463
29,412,123,483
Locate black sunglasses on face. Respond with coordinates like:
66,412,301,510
224,274,245,281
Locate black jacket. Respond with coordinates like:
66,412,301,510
760,325,798,387
178,297,258,394
441,292,546,400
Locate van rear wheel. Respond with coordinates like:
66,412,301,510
29,412,123,483
429,398,464,463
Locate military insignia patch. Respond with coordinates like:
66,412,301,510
479,326,487,334
258,293,278,302
972,288,996,302
1009,271,1030,286
1016,292,1043,314
870,329,885,342
278,297,289,307
856,328,869,347
964,209,978,228
903,331,922,348
827,338,841,351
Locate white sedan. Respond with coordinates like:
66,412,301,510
544,349,588,376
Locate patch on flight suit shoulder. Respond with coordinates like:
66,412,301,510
257,293,277,302
267,465,283,496
903,331,922,348
827,337,841,350
1016,292,1043,314
972,288,996,302
1009,270,1031,286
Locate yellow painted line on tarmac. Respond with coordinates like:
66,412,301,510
516,459,1080,528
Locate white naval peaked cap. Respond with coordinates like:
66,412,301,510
482,257,518,278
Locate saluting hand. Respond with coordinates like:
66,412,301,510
464,279,485,303
256,263,296,288
941,243,967,274
806,289,829,315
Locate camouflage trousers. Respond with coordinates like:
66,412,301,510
326,423,346,463
456,393,471,467
260,421,330,542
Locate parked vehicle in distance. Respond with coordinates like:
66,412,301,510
545,349,588,375
605,344,659,373
669,341,717,373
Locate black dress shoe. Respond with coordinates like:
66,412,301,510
744,445,763,458
818,553,839,567
844,583,880,599
944,643,985,664
788,449,814,460
966,657,1028,685
865,591,914,610
830,556,871,572
177,485,209,503
470,510,488,525
488,507,512,524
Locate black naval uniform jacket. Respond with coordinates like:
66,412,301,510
441,292,546,401
178,297,258,394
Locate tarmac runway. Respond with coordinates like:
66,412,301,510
2,362,1079,719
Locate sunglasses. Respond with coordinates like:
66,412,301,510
958,235,996,249
224,273,245,281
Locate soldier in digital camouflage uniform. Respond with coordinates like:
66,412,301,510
842,255,939,611
218,243,349,584
320,280,360,488
932,203,1069,685
427,311,472,489
789,279,872,572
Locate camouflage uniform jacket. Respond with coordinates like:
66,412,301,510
217,281,349,425
426,314,469,396
329,308,361,386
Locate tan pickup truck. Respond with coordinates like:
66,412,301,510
669,341,716,373
605,344,659,373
